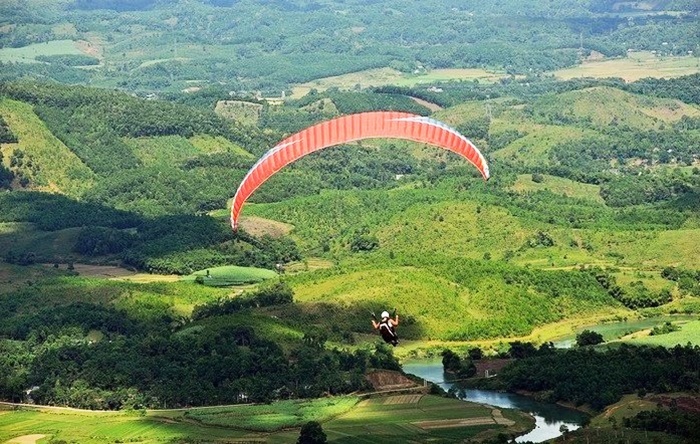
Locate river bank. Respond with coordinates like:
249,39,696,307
403,360,590,443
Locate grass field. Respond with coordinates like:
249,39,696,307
510,174,604,203
182,265,278,286
552,51,700,82
533,86,700,131
554,315,700,346
124,134,251,168
0,40,85,63
0,394,530,443
0,406,251,444
624,319,700,347
266,394,532,443
183,396,359,431
290,67,507,99
0,98,96,196
0,223,84,265
491,125,596,166
290,51,699,100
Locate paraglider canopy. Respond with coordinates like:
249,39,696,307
231,111,490,230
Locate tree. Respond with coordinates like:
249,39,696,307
576,330,604,347
468,347,483,361
297,421,327,444
350,233,379,252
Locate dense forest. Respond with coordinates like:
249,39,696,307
0,278,401,408
497,344,700,410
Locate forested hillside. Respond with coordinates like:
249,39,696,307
0,0,697,92
1,75,697,350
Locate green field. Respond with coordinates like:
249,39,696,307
576,394,689,444
0,406,251,444
268,394,531,443
0,98,96,196
182,265,278,286
290,67,507,99
0,223,83,264
0,394,530,443
625,319,700,347
511,174,604,203
550,316,699,346
184,396,359,431
553,51,700,82
0,40,84,63
125,134,251,168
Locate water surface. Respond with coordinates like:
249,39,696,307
403,361,588,443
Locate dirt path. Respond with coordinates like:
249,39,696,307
491,408,515,426
5,435,46,444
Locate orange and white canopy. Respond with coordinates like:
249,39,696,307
231,111,490,230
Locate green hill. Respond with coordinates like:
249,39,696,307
0,80,697,348
531,86,700,131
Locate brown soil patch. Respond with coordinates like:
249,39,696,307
414,417,495,429
238,216,293,238
113,273,182,283
410,97,442,112
650,395,700,413
365,370,419,391
5,435,47,444
75,40,101,58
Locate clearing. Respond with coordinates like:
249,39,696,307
291,67,507,98
552,51,699,82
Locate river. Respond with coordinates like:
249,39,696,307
403,361,588,443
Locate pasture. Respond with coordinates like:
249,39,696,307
290,67,506,99
182,265,278,286
182,396,359,431
552,51,700,82
0,394,529,443
625,319,700,347
125,134,251,168
548,315,699,346
0,40,84,63
510,174,604,204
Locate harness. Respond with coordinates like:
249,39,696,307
379,319,398,345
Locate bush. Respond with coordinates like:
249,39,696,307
576,330,604,347
297,421,327,444
350,234,379,252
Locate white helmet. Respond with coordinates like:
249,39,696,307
381,311,390,319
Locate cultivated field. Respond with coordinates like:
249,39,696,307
266,394,531,443
0,394,530,443
289,52,699,100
